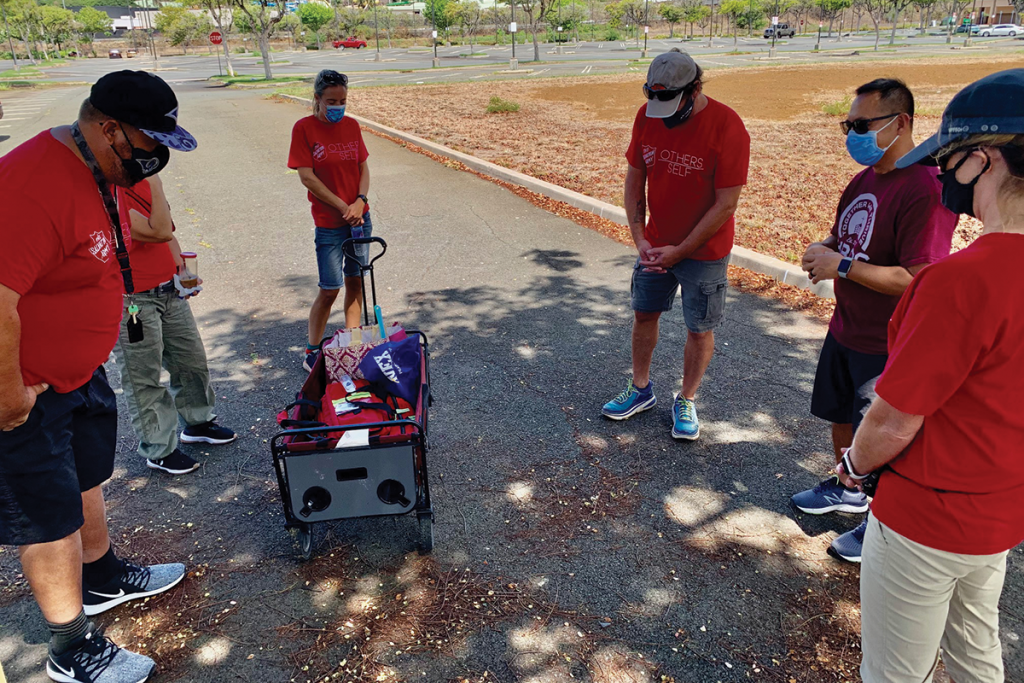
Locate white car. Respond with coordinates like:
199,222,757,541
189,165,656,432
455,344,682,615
979,24,1023,36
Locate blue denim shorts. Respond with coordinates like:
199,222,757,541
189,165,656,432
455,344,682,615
630,254,730,333
315,212,373,290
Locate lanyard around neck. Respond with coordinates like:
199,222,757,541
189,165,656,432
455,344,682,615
70,122,135,296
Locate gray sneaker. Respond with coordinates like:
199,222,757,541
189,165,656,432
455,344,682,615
47,623,155,682
83,561,186,616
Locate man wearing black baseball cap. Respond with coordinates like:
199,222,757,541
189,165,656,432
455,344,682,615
603,49,750,442
0,71,196,682
842,68,1024,683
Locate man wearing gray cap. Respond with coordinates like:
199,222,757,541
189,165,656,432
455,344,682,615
602,49,750,442
0,71,195,682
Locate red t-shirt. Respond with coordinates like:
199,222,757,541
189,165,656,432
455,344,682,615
828,165,957,355
625,98,750,260
872,233,1024,555
116,181,178,292
287,115,369,229
0,131,122,393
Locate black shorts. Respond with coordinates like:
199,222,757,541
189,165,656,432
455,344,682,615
0,366,117,546
810,332,888,433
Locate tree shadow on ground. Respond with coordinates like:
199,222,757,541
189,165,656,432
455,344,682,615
2,249,1021,683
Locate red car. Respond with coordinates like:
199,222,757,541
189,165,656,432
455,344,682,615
333,36,367,49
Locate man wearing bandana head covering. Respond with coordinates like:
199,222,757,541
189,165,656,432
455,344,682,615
0,70,197,682
602,49,750,444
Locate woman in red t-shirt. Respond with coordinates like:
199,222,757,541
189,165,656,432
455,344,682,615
287,70,372,372
840,70,1024,683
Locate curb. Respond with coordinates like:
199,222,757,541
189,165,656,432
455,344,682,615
278,94,834,300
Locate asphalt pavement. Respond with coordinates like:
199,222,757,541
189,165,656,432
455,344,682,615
0,81,1021,682
1,31,1019,87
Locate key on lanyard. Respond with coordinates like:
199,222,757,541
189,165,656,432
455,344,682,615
126,302,144,343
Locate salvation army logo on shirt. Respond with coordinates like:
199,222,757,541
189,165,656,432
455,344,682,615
88,230,113,263
837,193,877,261
643,145,657,168
313,142,327,163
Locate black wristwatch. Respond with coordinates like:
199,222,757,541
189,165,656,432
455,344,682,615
356,194,368,204
840,450,869,480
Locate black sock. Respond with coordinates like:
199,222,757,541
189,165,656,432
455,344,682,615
48,610,90,656
82,545,122,588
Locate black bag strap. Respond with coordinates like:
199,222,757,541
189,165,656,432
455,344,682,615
70,122,135,296
285,399,322,412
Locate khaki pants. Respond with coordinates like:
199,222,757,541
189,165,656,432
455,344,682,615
861,515,1008,683
112,291,216,461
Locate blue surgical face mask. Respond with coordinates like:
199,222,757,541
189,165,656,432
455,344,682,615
845,115,899,167
325,105,346,124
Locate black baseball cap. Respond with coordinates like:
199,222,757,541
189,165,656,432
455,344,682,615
90,70,197,152
897,68,1024,168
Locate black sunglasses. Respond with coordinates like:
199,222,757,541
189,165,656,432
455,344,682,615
840,114,899,136
319,71,349,87
643,83,685,102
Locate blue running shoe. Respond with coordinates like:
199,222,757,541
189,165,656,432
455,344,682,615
791,475,869,515
602,379,656,420
671,395,700,440
829,516,868,563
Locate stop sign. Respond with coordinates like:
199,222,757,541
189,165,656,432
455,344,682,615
209,31,223,45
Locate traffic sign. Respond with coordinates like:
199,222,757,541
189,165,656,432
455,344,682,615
772,16,779,24
209,31,223,45
643,25,649,33
509,21,517,32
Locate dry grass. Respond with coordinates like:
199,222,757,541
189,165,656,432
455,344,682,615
341,55,1016,266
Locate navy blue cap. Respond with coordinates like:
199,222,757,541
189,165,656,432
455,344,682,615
897,68,1024,168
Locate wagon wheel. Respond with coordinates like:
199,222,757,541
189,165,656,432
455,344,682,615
416,512,434,555
292,524,315,561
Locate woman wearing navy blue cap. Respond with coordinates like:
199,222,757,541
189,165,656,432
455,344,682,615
837,69,1024,683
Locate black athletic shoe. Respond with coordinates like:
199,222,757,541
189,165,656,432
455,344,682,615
47,622,155,682
146,449,199,475
180,421,237,445
302,349,320,373
83,560,186,617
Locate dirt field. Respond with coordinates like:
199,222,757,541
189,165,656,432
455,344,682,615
351,55,1023,264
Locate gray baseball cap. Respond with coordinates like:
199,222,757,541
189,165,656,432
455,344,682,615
645,50,698,118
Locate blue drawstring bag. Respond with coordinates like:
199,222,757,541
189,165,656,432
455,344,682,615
358,336,421,405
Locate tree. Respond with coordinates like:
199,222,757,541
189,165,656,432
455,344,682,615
510,0,554,60
816,0,851,34
155,6,210,54
912,0,936,30
680,0,709,37
0,0,20,69
885,0,912,42
297,1,331,47
658,2,684,37
423,0,453,39
606,0,645,44
374,4,394,47
231,0,285,79
278,11,299,46
854,0,889,48
450,0,483,51
75,5,111,56
10,0,44,62
198,0,235,75
333,6,367,36
719,0,746,43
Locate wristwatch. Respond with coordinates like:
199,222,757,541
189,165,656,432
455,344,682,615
840,450,869,480
837,257,854,279
356,194,368,204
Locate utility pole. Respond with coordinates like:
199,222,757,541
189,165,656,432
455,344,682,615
641,0,648,56
965,0,977,45
708,0,715,46
373,0,381,60
748,0,753,37
494,0,498,45
1,0,18,70
510,0,517,66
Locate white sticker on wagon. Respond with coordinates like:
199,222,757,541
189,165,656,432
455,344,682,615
335,429,370,449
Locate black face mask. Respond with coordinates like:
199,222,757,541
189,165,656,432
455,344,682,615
112,124,170,186
939,150,990,218
663,94,695,130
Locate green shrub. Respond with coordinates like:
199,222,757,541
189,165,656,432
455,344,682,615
486,96,520,114
605,28,620,41
821,95,852,116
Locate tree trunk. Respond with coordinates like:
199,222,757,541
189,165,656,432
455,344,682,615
827,15,834,35
669,23,674,37
733,15,737,45
260,31,273,78
531,25,539,60
221,38,235,76
889,6,899,44
874,17,881,49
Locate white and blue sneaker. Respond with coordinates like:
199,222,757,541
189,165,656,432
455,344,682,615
602,379,656,420
671,395,700,440
829,516,869,563
791,475,869,515
83,561,186,616
47,622,155,683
